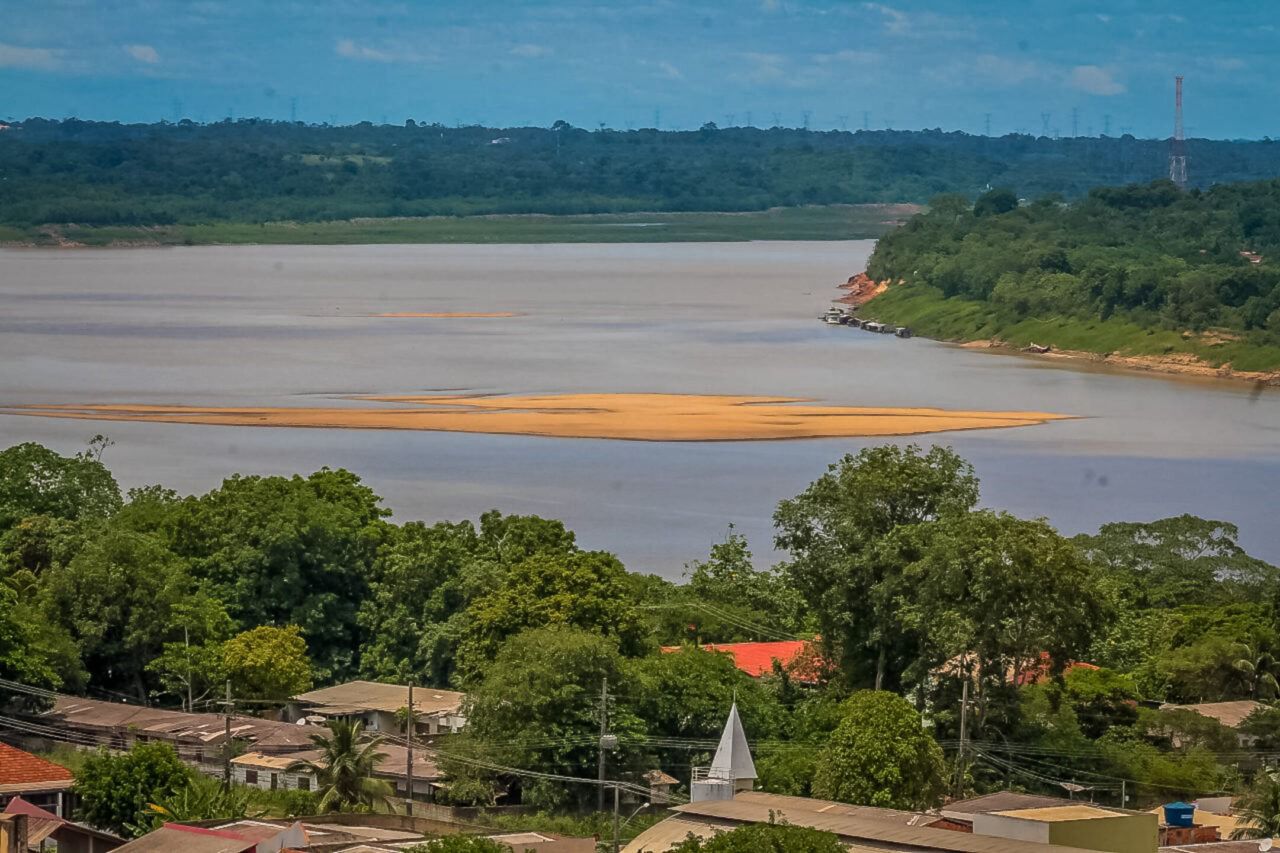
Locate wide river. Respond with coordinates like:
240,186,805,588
3,241,1279,573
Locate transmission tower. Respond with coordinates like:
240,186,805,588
771,112,782,127
983,113,991,137
837,114,848,130
1071,107,1078,138
1103,114,1112,136
744,111,753,127
1169,75,1188,189
801,110,811,130
862,110,870,131
725,113,736,127
290,97,297,123
1040,112,1051,136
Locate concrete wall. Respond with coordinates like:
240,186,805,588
972,813,1051,845
1049,813,1158,853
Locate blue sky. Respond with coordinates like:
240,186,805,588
2,0,1274,138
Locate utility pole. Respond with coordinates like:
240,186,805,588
955,679,969,799
1120,779,1126,809
612,784,621,853
221,680,232,790
406,680,414,816
184,626,193,713
597,677,609,812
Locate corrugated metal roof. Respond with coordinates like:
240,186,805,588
672,796,1103,853
1159,700,1265,729
292,681,465,716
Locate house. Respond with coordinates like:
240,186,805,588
115,815,593,852
625,791,1126,853
2,797,123,852
33,695,317,775
0,742,75,818
642,770,678,805
966,805,1156,853
658,641,824,683
1158,701,1265,747
231,743,444,801
288,681,466,735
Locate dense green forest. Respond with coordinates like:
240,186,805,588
6,438,1280,825
863,179,1280,372
3,119,1280,230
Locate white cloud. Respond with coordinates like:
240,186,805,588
1069,64,1125,96
510,43,552,59
0,42,61,71
657,60,682,79
335,38,397,63
971,53,1041,86
1096,13,1111,23
124,44,160,64
863,2,910,34
760,0,781,10
814,49,878,65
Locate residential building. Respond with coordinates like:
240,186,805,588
659,641,823,682
1158,701,1266,747
231,743,444,800
2,797,123,852
0,742,75,818
288,681,466,735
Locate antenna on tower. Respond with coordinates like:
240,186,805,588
983,113,992,137
1170,75,1188,189
801,110,811,130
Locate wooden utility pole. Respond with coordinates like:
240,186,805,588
955,679,969,799
612,784,621,853
222,680,232,790
406,680,414,817
597,677,609,812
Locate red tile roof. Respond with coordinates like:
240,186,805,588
660,641,815,678
0,741,74,791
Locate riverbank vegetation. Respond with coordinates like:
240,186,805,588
862,179,1280,372
5,119,1280,240
5,437,1280,825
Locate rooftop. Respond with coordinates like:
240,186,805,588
292,680,466,716
995,805,1123,822
43,694,318,752
0,741,74,794
113,824,257,853
943,792,1083,816
659,641,818,679
1159,700,1265,729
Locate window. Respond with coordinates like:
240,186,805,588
271,773,278,790
297,776,310,791
245,770,258,785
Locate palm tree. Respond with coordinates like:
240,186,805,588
1231,771,1280,840
145,774,256,825
1233,644,1280,700
289,719,394,813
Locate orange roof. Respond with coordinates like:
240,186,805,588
660,641,815,678
0,741,74,792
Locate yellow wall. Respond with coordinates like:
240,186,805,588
1048,813,1158,853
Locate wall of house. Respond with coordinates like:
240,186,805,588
1046,814,1158,853
232,765,314,793
971,814,1050,845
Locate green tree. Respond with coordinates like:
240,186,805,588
0,439,122,532
408,838,508,853
449,626,644,809
682,527,804,640
39,524,212,699
668,822,847,853
144,597,234,710
0,583,82,707
973,187,1018,217
165,468,391,680
775,445,979,691
289,719,394,813
457,550,647,679
223,624,314,701
142,774,256,830
902,511,1108,730
1232,772,1280,840
74,742,192,836
811,691,945,810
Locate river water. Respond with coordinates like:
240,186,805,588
2,241,1278,573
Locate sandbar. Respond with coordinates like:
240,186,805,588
0,393,1071,442
371,312,520,318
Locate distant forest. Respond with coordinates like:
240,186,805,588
4,118,1280,226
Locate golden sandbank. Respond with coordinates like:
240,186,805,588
371,312,520,318
0,393,1071,442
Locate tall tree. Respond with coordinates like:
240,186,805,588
74,742,193,837
0,438,121,532
222,624,314,701
774,445,979,690
165,468,390,680
1231,772,1280,840
811,690,945,810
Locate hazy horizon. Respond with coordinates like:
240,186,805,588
3,1,1276,140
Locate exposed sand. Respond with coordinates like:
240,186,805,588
371,312,520,318
958,340,1280,386
0,393,1071,442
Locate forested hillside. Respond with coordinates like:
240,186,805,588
863,179,1280,372
3,118,1280,227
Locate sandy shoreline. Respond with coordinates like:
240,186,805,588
957,340,1280,386
0,393,1071,442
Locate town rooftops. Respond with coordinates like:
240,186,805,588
943,792,1083,816
234,744,443,780
292,680,465,717
0,741,74,794
996,806,1122,822
42,694,318,753
1159,700,1265,729
648,793,1104,853
658,641,821,680
113,824,259,852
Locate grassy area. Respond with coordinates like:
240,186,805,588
1,205,913,247
865,284,1280,372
